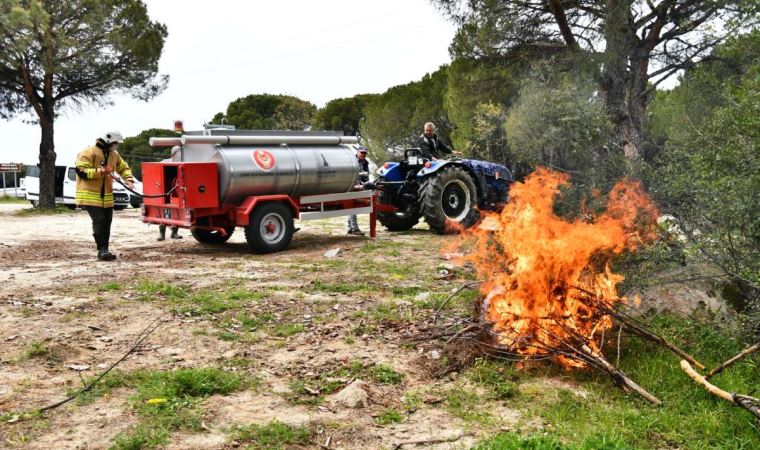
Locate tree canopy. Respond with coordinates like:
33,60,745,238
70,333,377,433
212,94,316,131
361,66,450,160
313,94,376,136
0,0,167,207
118,128,179,180
433,0,760,165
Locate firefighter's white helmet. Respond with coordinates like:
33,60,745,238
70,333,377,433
100,131,124,144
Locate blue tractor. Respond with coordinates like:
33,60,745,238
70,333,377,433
375,149,514,234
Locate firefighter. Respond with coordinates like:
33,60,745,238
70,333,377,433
75,131,134,261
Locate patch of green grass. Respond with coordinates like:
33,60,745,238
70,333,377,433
133,280,266,318
239,313,274,330
285,360,402,407
19,341,49,361
272,323,304,337
14,205,72,216
369,364,403,384
467,359,519,400
0,195,26,204
286,379,324,406
99,282,123,291
110,368,246,449
231,420,310,449
134,280,187,302
391,286,424,297
216,331,239,341
311,279,372,294
375,408,405,425
367,301,412,323
402,391,424,411
445,387,493,424
357,240,404,254
474,431,629,450
502,314,760,449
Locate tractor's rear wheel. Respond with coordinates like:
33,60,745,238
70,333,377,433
245,202,294,254
420,166,479,234
376,176,420,231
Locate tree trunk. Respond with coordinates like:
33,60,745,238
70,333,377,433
621,52,650,167
38,115,56,208
598,0,647,170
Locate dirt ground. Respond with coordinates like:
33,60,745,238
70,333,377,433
0,203,510,449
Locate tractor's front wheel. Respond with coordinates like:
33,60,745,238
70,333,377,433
245,202,294,254
420,166,480,234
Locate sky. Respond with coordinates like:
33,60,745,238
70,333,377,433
0,0,457,166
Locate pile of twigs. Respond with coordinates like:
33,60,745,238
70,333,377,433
427,282,760,420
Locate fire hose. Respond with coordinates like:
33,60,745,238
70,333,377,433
112,174,179,198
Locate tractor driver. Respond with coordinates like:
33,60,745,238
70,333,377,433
417,122,461,160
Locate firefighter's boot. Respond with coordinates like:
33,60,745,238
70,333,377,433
170,228,182,239
95,233,116,261
157,226,166,241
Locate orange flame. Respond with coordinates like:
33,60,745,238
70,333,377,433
459,168,659,367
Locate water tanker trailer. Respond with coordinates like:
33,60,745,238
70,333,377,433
141,129,378,253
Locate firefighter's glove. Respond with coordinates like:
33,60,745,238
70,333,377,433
363,182,376,190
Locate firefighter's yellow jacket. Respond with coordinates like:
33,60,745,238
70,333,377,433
75,145,133,208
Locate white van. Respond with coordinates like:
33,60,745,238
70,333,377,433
24,165,130,209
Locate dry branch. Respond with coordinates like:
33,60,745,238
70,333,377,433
579,343,662,405
571,286,705,369
680,360,760,420
39,316,162,413
705,342,760,380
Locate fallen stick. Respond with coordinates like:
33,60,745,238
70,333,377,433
613,311,705,370
432,280,483,322
392,432,465,450
570,287,705,370
705,342,760,380
39,316,162,413
680,360,760,420
578,343,662,405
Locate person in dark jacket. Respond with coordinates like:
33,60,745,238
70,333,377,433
417,122,461,160
347,147,370,235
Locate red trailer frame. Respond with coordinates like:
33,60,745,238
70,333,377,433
141,161,395,253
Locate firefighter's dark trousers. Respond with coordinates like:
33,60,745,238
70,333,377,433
84,206,113,251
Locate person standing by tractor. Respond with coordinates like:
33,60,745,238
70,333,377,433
75,131,134,261
347,147,370,236
417,122,461,160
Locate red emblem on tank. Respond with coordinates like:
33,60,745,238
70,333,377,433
252,149,276,170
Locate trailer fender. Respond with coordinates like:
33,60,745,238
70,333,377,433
235,195,299,226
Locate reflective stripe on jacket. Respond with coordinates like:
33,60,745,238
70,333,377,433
75,145,133,208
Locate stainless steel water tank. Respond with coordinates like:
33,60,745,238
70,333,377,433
152,134,361,205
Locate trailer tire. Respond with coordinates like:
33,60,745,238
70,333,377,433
420,166,479,234
245,202,294,254
191,225,235,244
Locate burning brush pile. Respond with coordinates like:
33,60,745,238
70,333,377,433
444,168,760,413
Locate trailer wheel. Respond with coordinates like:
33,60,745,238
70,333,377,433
245,202,294,254
420,166,480,234
191,225,235,244
376,176,420,231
